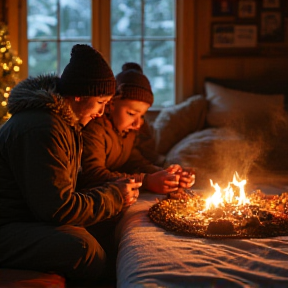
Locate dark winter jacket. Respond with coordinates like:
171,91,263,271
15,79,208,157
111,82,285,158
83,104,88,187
77,114,162,190
0,75,123,227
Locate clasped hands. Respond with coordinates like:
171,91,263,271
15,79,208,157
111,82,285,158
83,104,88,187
115,177,142,208
115,164,195,208
143,164,195,195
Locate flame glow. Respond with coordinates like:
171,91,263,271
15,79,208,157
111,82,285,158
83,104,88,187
205,172,249,210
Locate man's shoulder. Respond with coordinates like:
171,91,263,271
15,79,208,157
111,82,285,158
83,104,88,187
4,110,71,136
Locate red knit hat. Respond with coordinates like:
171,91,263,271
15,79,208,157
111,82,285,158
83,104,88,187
115,62,154,106
58,44,116,97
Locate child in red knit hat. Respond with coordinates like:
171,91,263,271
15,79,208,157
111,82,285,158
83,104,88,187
77,62,195,195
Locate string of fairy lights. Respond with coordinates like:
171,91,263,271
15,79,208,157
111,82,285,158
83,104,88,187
0,22,22,123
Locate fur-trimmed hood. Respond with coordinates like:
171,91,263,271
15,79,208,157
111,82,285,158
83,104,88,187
8,74,78,127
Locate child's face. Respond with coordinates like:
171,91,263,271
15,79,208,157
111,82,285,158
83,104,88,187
110,99,150,134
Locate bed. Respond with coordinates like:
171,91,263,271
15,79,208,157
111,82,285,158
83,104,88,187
115,171,288,288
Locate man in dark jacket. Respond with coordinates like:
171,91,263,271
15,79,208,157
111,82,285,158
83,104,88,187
0,44,141,282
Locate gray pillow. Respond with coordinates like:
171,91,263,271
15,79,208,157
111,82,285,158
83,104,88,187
205,81,285,129
165,127,260,189
153,95,208,155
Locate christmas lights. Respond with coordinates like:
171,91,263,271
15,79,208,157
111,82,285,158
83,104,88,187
0,22,22,124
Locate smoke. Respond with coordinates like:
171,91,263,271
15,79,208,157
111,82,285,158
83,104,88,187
210,109,288,187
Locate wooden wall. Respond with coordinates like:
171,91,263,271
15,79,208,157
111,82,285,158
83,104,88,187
0,0,7,24
194,1,288,95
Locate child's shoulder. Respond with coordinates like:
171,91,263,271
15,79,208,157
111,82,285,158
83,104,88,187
83,115,111,132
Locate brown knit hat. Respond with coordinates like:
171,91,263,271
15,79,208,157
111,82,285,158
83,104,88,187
58,44,116,97
115,62,154,106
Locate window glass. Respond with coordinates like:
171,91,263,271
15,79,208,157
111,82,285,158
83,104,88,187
111,0,142,37
27,0,58,39
60,0,91,38
144,40,174,107
111,41,141,75
28,42,57,76
144,0,175,37
27,0,91,76
111,0,175,107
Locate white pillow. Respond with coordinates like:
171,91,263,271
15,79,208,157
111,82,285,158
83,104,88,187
205,81,285,128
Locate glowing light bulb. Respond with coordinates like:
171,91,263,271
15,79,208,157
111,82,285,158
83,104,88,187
16,58,22,65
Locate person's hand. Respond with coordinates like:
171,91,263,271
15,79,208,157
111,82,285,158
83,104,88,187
178,167,196,188
115,178,142,208
143,170,180,194
165,164,196,188
165,164,182,174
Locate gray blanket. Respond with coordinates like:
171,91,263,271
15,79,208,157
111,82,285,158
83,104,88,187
116,172,288,288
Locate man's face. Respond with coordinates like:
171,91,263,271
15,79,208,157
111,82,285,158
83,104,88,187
71,95,112,126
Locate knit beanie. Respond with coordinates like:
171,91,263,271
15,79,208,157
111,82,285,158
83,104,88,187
115,62,154,106
58,44,116,97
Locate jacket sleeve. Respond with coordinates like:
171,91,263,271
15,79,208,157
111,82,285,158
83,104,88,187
77,122,132,189
9,121,124,227
120,146,163,174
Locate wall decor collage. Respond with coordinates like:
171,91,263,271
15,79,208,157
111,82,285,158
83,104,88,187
211,0,288,54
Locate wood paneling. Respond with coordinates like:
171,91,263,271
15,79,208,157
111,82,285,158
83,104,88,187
0,0,7,24
194,0,288,95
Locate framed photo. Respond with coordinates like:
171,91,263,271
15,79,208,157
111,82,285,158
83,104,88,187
212,23,235,48
212,0,235,16
259,11,284,42
237,0,257,19
211,23,258,49
234,25,258,47
262,0,281,9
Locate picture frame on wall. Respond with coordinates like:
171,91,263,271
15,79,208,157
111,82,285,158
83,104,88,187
211,23,235,48
237,0,258,19
212,0,235,16
259,11,284,42
234,25,258,47
211,22,258,52
262,0,281,9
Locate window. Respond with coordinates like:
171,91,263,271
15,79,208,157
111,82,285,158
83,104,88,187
20,0,194,107
111,0,176,107
27,0,91,76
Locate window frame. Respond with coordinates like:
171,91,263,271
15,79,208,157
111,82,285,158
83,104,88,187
15,0,196,105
